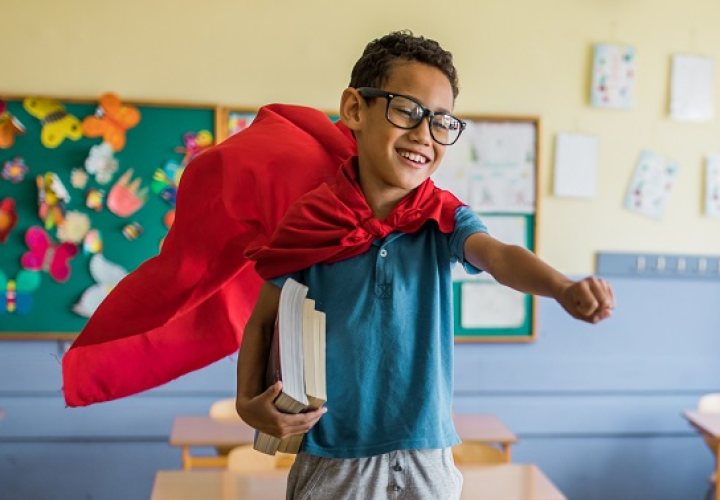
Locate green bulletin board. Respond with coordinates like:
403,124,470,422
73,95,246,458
433,115,540,343
0,95,217,339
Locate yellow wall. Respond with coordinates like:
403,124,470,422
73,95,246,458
5,0,720,273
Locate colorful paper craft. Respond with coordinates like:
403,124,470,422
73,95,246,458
73,254,128,318
57,211,91,244
2,156,29,183
176,130,213,165
85,188,104,211
36,172,71,230
81,93,140,152
83,229,103,255
122,221,143,240
71,168,89,189
107,169,148,217
0,198,18,244
21,226,79,283
23,97,82,148
84,142,119,185
0,269,41,315
151,160,184,206
0,100,26,149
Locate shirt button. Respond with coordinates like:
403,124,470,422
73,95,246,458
393,486,402,492
379,249,388,258
393,464,402,471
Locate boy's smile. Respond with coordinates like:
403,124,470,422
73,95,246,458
342,61,455,219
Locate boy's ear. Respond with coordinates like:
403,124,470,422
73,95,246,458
339,88,364,132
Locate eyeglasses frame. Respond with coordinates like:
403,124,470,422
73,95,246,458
355,87,466,146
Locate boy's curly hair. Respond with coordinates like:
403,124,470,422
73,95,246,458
349,30,459,99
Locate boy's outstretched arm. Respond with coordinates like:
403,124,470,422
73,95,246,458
236,281,326,439
463,232,615,324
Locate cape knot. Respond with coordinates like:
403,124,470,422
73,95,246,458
340,228,370,246
360,218,392,238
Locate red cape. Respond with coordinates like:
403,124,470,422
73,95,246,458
62,104,356,407
247,157,463,279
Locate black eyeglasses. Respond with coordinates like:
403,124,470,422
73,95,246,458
356,87,465,146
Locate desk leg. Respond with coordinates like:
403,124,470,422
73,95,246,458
182,446,192,471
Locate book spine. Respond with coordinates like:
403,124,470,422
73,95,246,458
252,429,281,455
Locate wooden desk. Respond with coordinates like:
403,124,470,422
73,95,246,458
171,413,518,469
150,464,563,500
454,414,518,462
170,416,256,470
460,464,566,500
151,469,287,500
684,411,720,500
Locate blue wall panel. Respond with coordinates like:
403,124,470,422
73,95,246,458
0,276,718,499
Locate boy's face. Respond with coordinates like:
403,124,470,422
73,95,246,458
345,62,455,203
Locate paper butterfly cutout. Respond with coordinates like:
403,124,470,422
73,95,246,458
151,160,184,207
23,97,82,148
1,156,29,183
81,93,140,152
21,226,79,283
84,142,119,185
73,254,128,318
0,100,26,149
176,130,213,166
36,172,70,230
107,169,148,217
0,197,18,244
0,269,41,315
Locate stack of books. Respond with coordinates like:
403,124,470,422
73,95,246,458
253,278,327,455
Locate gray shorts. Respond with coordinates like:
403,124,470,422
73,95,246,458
286,448,463,500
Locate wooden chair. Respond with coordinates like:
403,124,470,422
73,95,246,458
209,397,242,456
209,397,242,422
698,393,720,500
452,442,506,465
227,444,296,472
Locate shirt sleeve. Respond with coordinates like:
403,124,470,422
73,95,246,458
449,205,488,275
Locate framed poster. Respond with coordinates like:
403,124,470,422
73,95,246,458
433,115,540,342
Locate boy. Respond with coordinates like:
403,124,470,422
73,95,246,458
237,31,614,499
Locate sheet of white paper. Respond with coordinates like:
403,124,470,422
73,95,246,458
460,282,526,328
553,133,598,198
671,55,715,121
705,154,720,216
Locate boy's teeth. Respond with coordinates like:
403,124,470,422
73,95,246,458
400,151,427,164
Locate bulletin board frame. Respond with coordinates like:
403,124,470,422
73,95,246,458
0,93,221,340
441,114,541,343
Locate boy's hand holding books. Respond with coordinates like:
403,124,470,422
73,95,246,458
238,278,327,455
236,380,326,440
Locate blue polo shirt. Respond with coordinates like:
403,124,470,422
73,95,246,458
270,205,487,458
